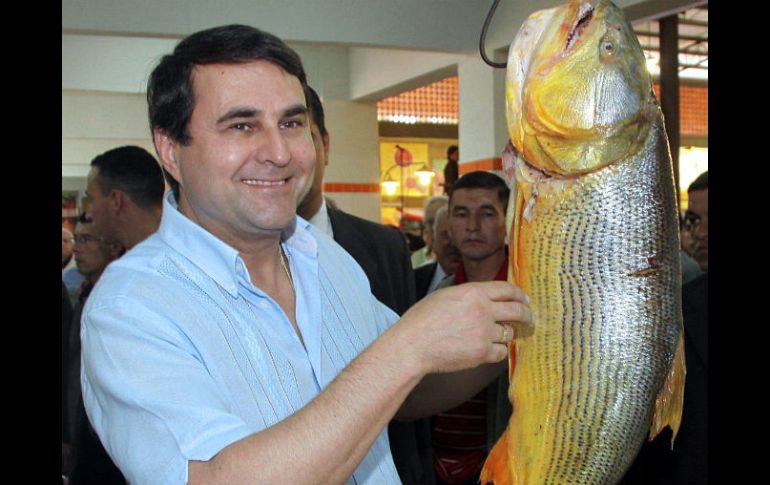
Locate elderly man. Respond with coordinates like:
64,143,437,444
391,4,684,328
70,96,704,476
415,205,462,300
411,195,449,268
63,214,125,484
80,25,531,485
62,227,86,302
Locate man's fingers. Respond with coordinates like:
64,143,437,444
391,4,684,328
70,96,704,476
491,323,513,344
490,300,533,329
489,341,509,363
463,280,530,305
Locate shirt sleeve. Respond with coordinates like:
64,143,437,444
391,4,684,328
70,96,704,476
80,293,253,485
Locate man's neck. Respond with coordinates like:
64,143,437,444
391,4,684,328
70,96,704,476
121,208,162,250
462,249,506,282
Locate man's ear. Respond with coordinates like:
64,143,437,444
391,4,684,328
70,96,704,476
322,132,330,166
153,129,182,185
108,189,127,215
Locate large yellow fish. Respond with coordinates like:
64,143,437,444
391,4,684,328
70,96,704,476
481,1,685,484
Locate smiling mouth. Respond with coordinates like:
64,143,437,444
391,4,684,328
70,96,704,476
242,178,289,187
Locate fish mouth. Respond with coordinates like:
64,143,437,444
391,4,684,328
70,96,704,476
565,3,594,51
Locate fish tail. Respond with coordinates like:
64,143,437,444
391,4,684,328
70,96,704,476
480,427,513,485
649,331,686,448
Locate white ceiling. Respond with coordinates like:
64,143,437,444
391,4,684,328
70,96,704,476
63,0,707,99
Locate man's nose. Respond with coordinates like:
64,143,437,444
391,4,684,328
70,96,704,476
256,128,291,167
467,213,481,231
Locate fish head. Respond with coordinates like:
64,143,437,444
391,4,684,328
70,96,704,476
507,0,654,176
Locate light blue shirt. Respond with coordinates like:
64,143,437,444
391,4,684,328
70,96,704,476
81,193,402,485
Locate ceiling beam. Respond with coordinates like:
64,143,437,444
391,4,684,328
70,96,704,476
634,30,708,42
625,0,708,23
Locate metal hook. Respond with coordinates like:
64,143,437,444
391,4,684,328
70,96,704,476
480,0,508,68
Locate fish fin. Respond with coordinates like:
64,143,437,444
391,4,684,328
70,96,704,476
480,428,513,485
649,331,686,449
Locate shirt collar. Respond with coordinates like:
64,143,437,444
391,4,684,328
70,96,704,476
453,254,509,285
157,192,318,297
307,197,334,238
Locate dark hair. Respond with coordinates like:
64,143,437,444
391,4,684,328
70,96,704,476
447,145,458,158
449,171,510,210
305,85,327,138
90,146,165,210
147,24,308,199
688,171,708,193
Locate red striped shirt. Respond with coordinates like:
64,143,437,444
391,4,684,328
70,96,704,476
431,258,508,483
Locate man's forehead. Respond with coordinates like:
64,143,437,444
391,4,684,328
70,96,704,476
86,167,101,187
192,61,304,97
451,188,504,209
688,189,708,210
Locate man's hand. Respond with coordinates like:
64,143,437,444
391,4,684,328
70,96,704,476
393,281,531,376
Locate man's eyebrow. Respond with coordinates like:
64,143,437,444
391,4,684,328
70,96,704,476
216,107,260,124
480,203,501,212
216,104,307,124
283,104,308,118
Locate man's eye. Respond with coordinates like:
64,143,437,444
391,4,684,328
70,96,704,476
281,120,303,129
231,123,251,131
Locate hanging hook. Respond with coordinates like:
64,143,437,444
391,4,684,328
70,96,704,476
480,0,508,68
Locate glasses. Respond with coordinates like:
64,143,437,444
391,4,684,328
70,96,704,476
73,234,104,245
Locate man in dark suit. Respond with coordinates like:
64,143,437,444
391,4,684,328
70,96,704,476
414,204,461,300
298,86,432,484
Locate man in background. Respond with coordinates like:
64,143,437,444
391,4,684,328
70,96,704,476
62,227,85,302
63,214,125,485
414,205,461,300
442,145,459,195
411,195,448,268
297,86,416,316
62,227,75,270
298,86,434,484
431,171,512,485
684,171,708,272
85,145,165,251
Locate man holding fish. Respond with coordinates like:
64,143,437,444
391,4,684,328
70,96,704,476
79,24,532,485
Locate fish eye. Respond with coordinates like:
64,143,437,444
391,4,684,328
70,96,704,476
599,32,620,61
